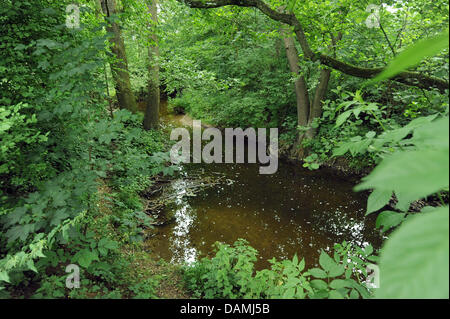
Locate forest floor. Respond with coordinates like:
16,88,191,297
121,249,191,299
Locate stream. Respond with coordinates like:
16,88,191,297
145,110,384,270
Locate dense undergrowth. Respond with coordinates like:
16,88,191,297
0,0,180,298
183,239,377,299
1,0,448,299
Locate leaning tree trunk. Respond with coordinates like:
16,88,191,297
100,0,137,113
143,0,160,130
281,30,311,159
305,68,332,139
305,33,341,140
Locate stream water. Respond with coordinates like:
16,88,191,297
145,111,384,269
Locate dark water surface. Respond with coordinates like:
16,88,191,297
145,113,384,269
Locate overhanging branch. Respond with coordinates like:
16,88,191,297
181,0,449,93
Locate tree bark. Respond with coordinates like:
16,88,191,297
282,33,310,127
306,68,331,139
143,0,160,130
100,0,138,113
281,30,310,158
305,33,341,140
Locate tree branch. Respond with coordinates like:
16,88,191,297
181,0,449,93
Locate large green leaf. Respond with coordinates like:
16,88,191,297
329,279,352,289
310,279,328,290
5,224,35,243
73,249,99,269
356,149,449,205
410,117,449,149
376,207,449,299
371,30,449,83
308,268,327,279
366,189,392,215
356,118,449,207
335,110,352,127
319,251,345,277
375,211,406,232
319,250,337,272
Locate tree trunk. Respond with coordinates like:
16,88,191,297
100,0,137,113
281,30,310,159
143,0,160,130
305,68,331,139
305,33,340,139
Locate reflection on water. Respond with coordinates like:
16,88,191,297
170,180,197,264
146,159,384,269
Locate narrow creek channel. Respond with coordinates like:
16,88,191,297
145,110,384,270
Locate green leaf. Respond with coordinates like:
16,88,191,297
282,287,296,299
376,211,406,232
319,250,337,272
318,251,345,277
410,117,449,149
366,189,392,215
349,289,359,299
298,258,305,272
292,254,298,265
97,238,119,256
376,206,449,299
309,290,328,299
328,264,345,277
27,260,38,273
329,279,351,289
365,131,376,139
50,209,69,226
333,143,350,157
335,110,352,127
328,289,344,299
73,249,99,269
5,206,28,226
310,279,328,290
364,244,374,256
309,268,327,279
0,271,10,283
371,31,449,83
6,224,35,243
356,149,449,206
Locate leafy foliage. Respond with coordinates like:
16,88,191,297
376,207,448,298
353,30,450,299
0,0,175,298
183,239,376,299
1,0,448,300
